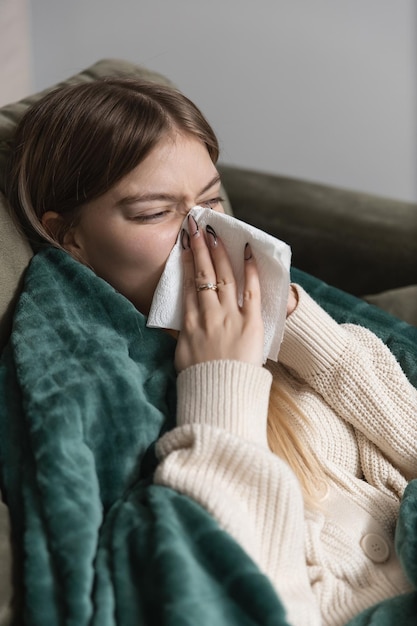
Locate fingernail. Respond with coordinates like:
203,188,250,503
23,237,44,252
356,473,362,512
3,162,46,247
181,229,190,249
188,214,199,237
206,224,217,247
244,242,253,260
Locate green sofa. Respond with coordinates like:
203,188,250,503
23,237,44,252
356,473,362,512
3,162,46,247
219,164,417,307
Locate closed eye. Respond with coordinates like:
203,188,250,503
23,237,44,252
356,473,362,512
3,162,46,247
200,196,224,209
131,210,171,223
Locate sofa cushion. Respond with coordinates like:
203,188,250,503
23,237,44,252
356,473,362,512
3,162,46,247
0,191,32,350
364,285,417,327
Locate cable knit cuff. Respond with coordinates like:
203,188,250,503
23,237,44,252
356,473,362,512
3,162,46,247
279,286,349,379
176,360,272,447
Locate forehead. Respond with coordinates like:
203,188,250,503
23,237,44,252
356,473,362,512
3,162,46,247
115,133,218,197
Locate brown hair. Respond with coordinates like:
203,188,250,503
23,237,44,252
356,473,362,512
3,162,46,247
5,77,219,247
6,76,324,506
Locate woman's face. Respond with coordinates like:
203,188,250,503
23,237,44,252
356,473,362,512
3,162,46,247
66,132,224,315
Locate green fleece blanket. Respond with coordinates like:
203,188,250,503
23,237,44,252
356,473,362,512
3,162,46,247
0,248,287,625
0,248,416,625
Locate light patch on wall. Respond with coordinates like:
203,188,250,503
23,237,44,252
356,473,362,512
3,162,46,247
0,0,32,106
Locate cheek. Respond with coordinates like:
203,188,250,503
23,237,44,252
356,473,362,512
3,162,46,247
78,212,181,288
149,227,181,268
121,224,180,274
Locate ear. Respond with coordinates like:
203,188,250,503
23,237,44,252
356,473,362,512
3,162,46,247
42,211,81,254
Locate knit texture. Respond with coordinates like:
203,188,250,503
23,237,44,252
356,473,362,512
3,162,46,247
155,287,417,626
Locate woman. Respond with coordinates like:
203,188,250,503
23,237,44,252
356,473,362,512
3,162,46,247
2,78,417,626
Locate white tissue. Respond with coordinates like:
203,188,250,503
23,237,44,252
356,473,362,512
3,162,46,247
147,206,291,362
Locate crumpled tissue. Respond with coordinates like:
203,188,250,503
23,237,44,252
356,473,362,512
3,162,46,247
147,206,291,362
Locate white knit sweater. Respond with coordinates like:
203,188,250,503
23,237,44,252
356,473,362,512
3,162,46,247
154,286,417,626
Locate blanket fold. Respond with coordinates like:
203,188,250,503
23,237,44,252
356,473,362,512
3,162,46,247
0,247,288,626
1,248,417,625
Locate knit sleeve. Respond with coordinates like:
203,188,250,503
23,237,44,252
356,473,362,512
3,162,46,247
154,359,321,626
279,286,417,479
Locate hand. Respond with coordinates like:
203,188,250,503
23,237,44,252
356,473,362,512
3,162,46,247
174,216,264,373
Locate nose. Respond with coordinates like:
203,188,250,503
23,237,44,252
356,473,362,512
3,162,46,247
183,202,201,214
177,203,202,226
174,205,192,240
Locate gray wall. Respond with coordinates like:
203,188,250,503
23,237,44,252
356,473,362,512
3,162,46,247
31,0,417,202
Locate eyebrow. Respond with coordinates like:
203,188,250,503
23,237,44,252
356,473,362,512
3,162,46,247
116,173,221,206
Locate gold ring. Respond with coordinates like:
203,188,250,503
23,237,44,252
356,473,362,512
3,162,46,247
196,282,218,292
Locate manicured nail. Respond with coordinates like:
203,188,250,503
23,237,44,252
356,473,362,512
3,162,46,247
188,214,199,237
244,242,253,260
206,224,217,247
181,229,190,249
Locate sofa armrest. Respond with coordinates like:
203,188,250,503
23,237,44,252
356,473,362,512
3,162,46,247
219,164,417,297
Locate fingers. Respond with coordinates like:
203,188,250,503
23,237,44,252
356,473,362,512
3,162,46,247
183,216,238,310
203,225,239,308
177,218,264,371
181,215,261,318
180,217,219,319
187,215,218,292
241,243,262,315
